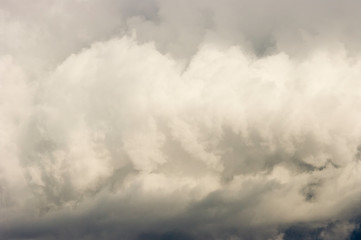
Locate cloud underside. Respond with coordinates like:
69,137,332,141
1,1,361,239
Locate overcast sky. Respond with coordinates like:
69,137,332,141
1,1,361,239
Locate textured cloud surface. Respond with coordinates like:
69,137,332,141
1,1,361,239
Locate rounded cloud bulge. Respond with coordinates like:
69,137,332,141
1,1,361,240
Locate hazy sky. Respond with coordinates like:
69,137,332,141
1,1,361,239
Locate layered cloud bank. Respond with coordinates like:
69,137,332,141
1,1,361,239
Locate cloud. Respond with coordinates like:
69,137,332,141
2,1,361,239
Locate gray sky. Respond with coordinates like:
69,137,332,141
1,1,361,239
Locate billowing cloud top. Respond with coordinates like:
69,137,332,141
1,1,361,240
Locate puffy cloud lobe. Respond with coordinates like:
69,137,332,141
1,36,361,239
2,1,361,239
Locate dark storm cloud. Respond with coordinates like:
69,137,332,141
2,1,361,240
